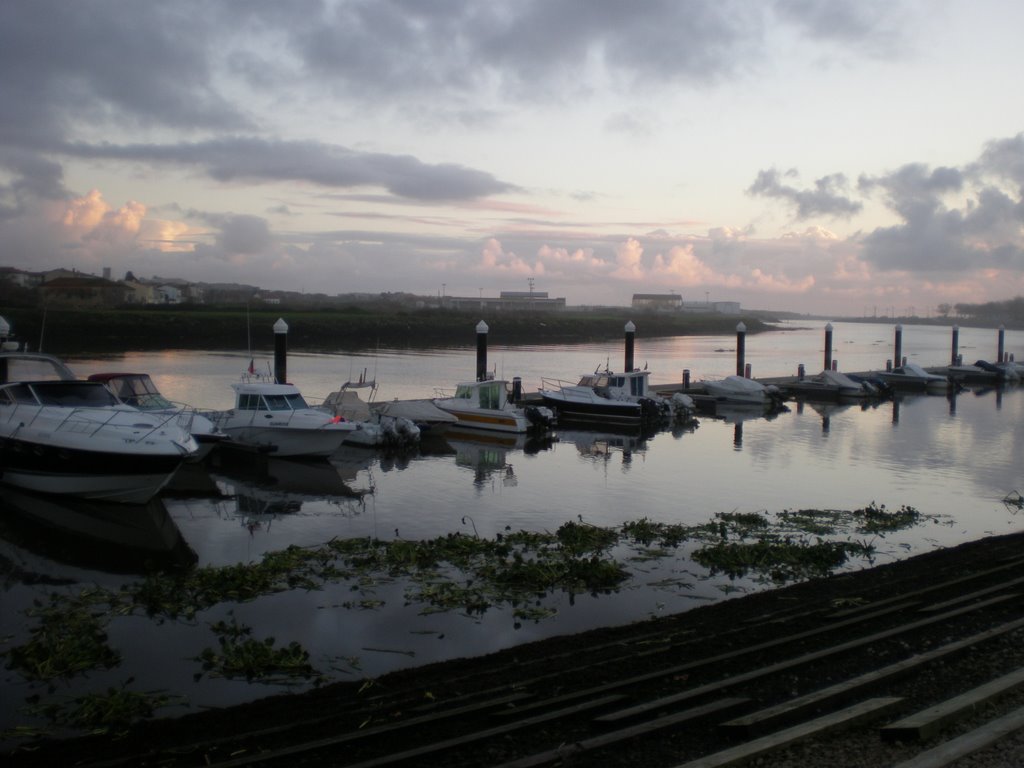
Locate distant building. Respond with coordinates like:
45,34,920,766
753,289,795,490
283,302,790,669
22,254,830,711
631,293,682,312
682,301,740,315
39,276,130,307
631,293,741,315
445,291,566,312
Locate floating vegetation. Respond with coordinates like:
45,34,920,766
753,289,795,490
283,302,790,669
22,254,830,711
195,617,323,685
3,498,937,739
693,537,875,583
854,502,921,534
4,593,121,685
21,685,185,737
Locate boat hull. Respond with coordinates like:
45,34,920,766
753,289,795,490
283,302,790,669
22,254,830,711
0,435,185,503
540,393,645,426
438,407,529,433
219,425,351,457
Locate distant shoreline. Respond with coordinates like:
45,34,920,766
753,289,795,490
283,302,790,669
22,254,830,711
2,306,783,355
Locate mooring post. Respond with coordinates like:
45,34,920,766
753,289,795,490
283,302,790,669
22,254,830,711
0,316,9,382
824,323,833,372
894,324,903,370
476,320,489,382
951,325,959,366
736,322,746,376
798,363,805,380
683,369,690,389
624,321,636,372
998,325,1006,363
273,318,288,384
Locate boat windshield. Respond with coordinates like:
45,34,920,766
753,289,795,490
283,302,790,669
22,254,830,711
30,381,121,407
109,376,174,409
453,382,505,409
261,393,309,411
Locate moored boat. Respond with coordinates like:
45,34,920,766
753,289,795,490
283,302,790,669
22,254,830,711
434,378,555,434
701,374,786,407
539,368,692,427
875,362,950,394
211,380,358,458
0,352,198,503
87,371,228,459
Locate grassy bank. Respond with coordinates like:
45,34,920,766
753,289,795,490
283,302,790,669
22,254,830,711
2,306,777,355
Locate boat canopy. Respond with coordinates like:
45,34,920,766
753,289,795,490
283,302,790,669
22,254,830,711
453,380,507,410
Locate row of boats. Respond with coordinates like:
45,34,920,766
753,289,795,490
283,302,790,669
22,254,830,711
2,344,1021,507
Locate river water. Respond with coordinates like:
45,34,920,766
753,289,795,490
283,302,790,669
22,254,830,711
1,320,1022,738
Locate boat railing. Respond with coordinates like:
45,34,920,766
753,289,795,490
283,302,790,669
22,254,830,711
12,403,169,442
540,377,578,391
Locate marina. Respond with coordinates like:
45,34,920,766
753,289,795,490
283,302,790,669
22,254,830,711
1,319,1023,742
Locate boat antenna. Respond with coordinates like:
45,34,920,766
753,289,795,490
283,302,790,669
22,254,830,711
38,303,47,352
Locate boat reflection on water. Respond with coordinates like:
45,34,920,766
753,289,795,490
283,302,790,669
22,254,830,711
210,456,374,531
436,428,553,489
0,486,197,573
557,426,650,462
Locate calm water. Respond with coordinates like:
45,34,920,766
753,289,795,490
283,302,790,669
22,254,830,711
1,320,1022,738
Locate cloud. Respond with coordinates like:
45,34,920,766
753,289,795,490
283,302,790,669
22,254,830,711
0,2,248,147
57,138,517,202
748,169,863,219
858,143,1024,272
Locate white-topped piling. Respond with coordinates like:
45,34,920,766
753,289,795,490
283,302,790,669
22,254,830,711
476,320,489,382
624,321,636,372
735,322,746,376
273,318,288,384
824,323,833,372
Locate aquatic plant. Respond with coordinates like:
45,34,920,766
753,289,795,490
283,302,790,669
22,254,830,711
195,617,323,685
692,537,875,583
854,502,921,534
21,685,184,737
4,593,120,684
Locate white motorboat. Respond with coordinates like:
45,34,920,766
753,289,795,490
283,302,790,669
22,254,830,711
701,375,785,407
434,378,555,434
876,362,950,394
320,380,421,448
88,371,228,459
0,352,198,503
785,369,882,400
373,398,458,433
211,380,358,458
539,368,693,427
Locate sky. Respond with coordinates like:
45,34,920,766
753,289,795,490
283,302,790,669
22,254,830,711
2,1,1024,317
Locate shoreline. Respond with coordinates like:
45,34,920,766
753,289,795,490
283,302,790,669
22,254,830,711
7,528,1024,765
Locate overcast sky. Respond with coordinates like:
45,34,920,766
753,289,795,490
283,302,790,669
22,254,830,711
2,1,1023,316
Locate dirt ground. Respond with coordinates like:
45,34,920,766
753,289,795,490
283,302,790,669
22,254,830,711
7,530,1024,767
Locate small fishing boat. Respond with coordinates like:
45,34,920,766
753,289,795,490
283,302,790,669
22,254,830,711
539,368,693,427
701,375,785,407
320,378,421,448
0,352,198,503
211,380,359,458
875,362,950,394
434,378,555,434
783,369,883,401
87,372,227,459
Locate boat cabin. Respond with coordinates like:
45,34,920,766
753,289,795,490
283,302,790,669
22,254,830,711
89,373,174,410
232,383,312,413
1,380,121,408
578,370,651,399
451,380,510,410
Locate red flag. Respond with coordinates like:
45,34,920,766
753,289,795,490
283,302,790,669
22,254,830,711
247,359,255,374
